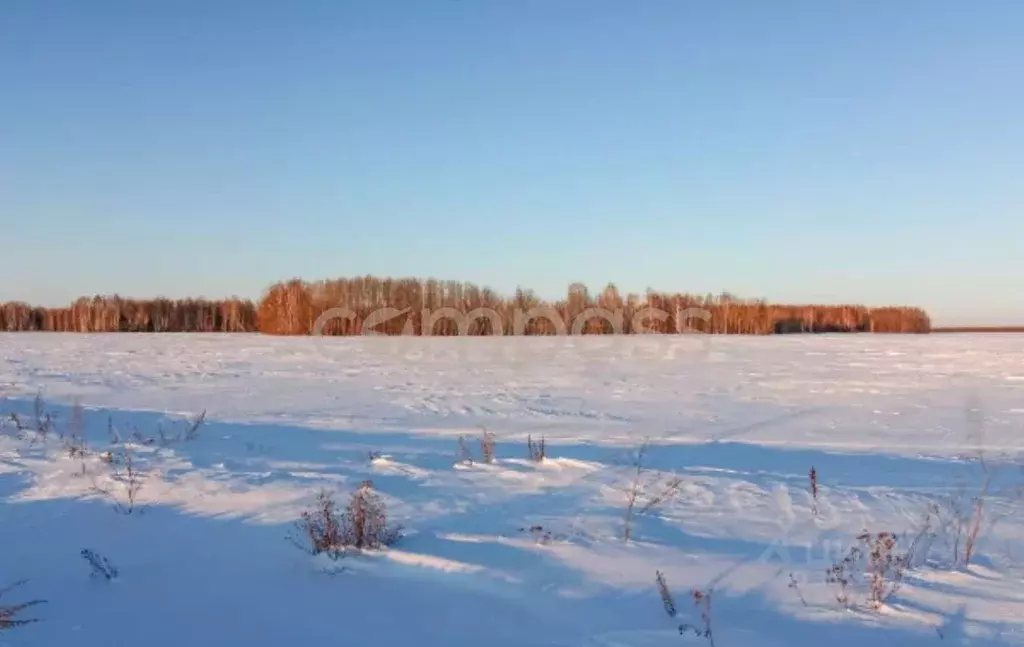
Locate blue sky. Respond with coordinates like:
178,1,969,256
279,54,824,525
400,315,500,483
2,1,1021,325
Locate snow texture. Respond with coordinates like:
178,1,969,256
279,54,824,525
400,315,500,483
1,332,1023,646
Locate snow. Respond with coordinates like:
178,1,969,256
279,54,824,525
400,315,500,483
1,332,1023,646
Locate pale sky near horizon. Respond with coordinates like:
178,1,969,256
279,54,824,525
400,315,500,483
2,1,1022,325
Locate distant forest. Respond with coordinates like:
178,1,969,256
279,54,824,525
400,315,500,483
1,276,931,335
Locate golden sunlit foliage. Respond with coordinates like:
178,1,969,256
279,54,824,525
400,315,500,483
1,277,932,335
255,276,931,336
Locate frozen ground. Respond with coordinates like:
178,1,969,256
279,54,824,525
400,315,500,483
1,332,1022,646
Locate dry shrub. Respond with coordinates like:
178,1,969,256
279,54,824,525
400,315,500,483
67,401,85,445
31,393,52,439
655,571,715,645
7,393,53,443
656,570,678,618
862,531,908,609
932,455,994,569
788,573,808,606
346,480,402,549
519,524,553,545
81,549,118,580
0,580,45,631
102,411,206,449
65,400,89,475
457,436,473,465
825,542,859,608
90,442,144,515
826,530,912,610
527,435,546,462
480,428,496,464
681,589,715,646
294,490,344,558
292,481,402,559
623,439,683,542
928,399,1024,569
157,410,206,446
5,395,89,467
809,466,819,516
88,411,204,515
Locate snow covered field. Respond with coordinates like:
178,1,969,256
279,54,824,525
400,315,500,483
1,333,1023,646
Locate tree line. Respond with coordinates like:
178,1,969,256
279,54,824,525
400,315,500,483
0,296,257,332
0,277,931,335
255,276,931,335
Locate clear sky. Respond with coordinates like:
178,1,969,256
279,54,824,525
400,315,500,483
2,1,1021,325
